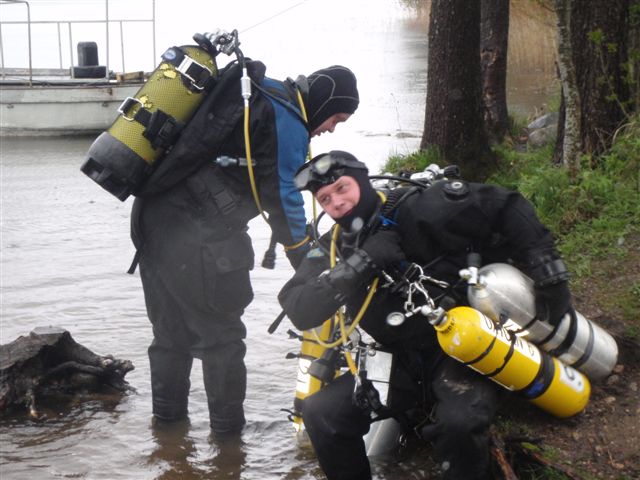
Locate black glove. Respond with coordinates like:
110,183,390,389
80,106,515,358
360,229,405,270
352,372,383,413
322,249,376,301
322,230,405,302
535,280,572,326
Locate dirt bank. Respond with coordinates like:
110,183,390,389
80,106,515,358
494,237,640,480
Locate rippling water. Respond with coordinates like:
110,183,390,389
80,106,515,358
1,1,556,478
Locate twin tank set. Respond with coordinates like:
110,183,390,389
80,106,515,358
440,261,618,417
294,260,619,424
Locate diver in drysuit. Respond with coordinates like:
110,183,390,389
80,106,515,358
278,151,572,479
131,66,360,435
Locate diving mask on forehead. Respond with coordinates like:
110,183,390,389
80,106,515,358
294,151,368,192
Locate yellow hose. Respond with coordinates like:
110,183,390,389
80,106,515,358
243,103,269,223
295,89,318,221
312,223,379,351
243,86,315,246
311,278,378,349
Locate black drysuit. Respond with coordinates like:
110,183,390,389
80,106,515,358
131,69,310,433
279,179,564,479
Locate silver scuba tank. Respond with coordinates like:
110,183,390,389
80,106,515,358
463,263,618,381
359,347,404,456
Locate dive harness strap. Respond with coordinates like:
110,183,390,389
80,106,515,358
127,249,142,275
202,170,238,216
141,109,185,150
161,46,216,92
117,98,185,150
379,186,420,227
117,45,219,150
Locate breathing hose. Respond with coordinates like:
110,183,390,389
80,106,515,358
282,90,314,252
240,53,269,224
294,89,318,221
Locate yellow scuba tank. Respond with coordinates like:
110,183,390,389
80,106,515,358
81,34,221,201
292,319,336,431
289,227,378,431
431,306,590,418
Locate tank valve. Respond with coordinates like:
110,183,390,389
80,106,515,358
204,29,240,56
460,252,483,286
459,267,479,285
425,306,447,325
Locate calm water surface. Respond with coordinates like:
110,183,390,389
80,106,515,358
1,1,555,478
0,134,438,480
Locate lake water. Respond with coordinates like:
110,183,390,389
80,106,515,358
0,1,556,479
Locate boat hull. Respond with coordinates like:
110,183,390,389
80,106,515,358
1,83,142,136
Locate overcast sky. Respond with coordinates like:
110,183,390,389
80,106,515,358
1,0,410,76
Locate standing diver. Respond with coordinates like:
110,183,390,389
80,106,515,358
131,67,360,436
278,150,573,479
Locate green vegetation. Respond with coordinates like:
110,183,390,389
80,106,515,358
381,115,640,326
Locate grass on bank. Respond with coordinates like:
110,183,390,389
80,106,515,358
381,116,640,329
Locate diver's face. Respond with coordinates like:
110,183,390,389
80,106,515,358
314,175,361,219
310,113,352,137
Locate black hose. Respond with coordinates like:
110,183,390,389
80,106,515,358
368,175,429,188
268,310,287,334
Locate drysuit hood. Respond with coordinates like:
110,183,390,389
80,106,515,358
305,66,359,132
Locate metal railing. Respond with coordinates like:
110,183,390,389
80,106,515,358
0,0,156,86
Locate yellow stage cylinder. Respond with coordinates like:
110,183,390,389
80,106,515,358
292,318,335,430
433,306,590,418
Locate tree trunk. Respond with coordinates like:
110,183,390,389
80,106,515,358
571,0,630,157
480,0,510,143
554,0,582,173
421,0,494,181
631,0,640,111
555,0,633,169
553,85,567,165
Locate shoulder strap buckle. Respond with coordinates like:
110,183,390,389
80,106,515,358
176,56,213,90
117,96,144,121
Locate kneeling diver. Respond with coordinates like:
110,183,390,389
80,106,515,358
278,151,572,479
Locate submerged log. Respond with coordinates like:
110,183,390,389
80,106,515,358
0,326,134,416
